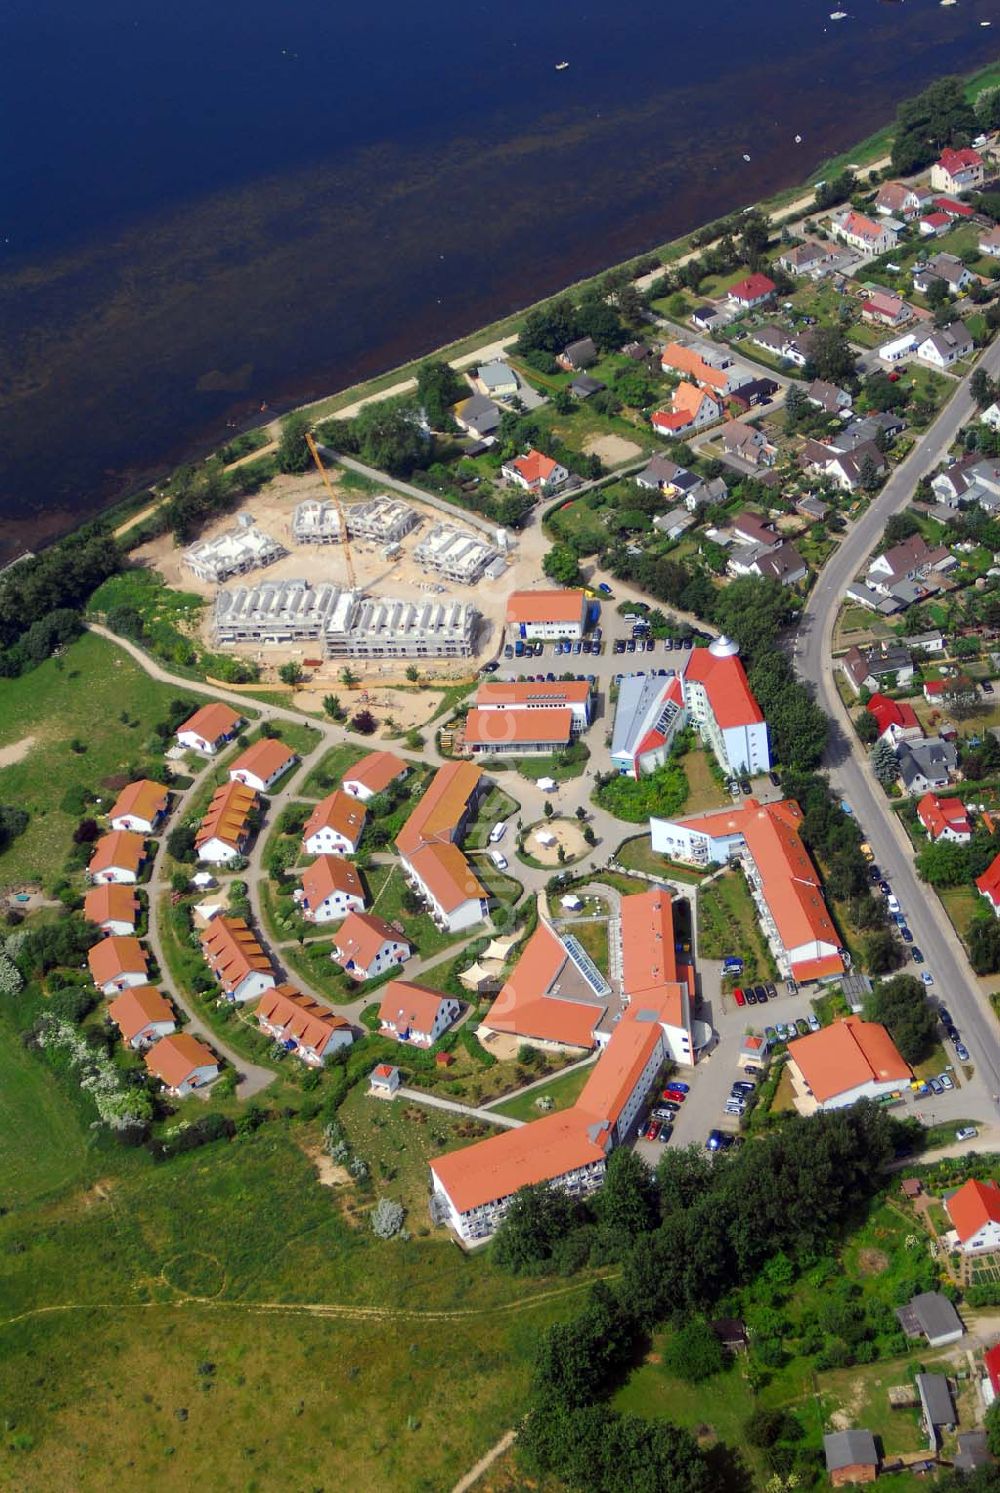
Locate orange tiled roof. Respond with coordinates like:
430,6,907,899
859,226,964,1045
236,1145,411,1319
917,793,970,840
89,829,145,877
946,1178,1000,1243
300,855,364,908
199,916,272,989
430,1107,609,1215
256,983,350,1056
302,790,367,847
475,680,591,708
660,343,728,392
88,936,149,985
504,590,588,625
83,884,139,929
229,737,296,785
510,449,558,484
109,779,169,825
484,922,601,1047
406,841,487,913
195,780,259,851
683,647,764,729
343,751,408,795
333,910,410,969
177,702,242,745
977,852,1000,906
108,985,174,1042
463,706,573,747
395,761,482,857
144,1032,217,1087
790,1016,910,1103
378,979,449,1032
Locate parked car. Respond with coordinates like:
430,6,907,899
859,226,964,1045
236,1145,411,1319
983,682,995,695
743,1063,762,1077
938,1073,954,1091
921,971,934,986
731,1081,755,1095
659,1100,681,1114
657,1127,672,1143
955,1042,970,1062
644,1120,661,1141
503,644,513,659
765,983,777,1000
661,1088,687,1104
740,780,752,795
732,987,746,1007
911,947,924,964
938,1006,952,1027
928,1077,944,1095
706,1130,733,1151
768,771,781,787
807,1014,821,1032
744,988,757,1004
668,1081,690,1093
754,984,768,1003
956,1126,979,1142
489,850,508,871
901,927,913,943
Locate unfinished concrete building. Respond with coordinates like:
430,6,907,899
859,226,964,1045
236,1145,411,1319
413,523,498,583
292,500,341,544
213,580,341,645
184,523,286,582
325,594,479,660
347,497,419,544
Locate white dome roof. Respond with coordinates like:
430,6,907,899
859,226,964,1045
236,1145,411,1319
709,634,740,658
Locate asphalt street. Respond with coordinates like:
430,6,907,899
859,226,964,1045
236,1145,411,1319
795,333,1000,1113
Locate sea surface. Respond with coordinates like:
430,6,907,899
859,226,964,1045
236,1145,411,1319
0,0,997,561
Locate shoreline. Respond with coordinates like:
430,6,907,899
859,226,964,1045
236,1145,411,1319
25,52,1000,549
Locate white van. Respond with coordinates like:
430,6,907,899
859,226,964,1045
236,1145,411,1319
886,895,901,914
489,850,508,871
488,822,507,844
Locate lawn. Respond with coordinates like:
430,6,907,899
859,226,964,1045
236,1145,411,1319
515,742,590,783
490,1061,596,1121
681,745,728,814
697,869,776,981
467,851,524,908
0,1011,92,1208
465,787,521,849
614,833,704,885
301,742,369,795
370,865,471,961
268,719,323,760
560,917,609,975
0,632,200,887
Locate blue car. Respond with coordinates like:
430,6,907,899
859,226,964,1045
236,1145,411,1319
668,1081,690,1093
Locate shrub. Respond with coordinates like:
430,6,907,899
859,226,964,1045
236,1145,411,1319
371,1198,404,1238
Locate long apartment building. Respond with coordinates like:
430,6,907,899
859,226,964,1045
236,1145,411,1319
395,761,488,933
433,888,695,1243
610,636,769,779
463,678,591,758
413,523,499,583
212,580,480,658
651,798,845,983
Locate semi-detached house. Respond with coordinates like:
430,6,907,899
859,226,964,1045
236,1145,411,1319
87,936,150,995
332,910,412,980
83,883,139,936
342,750,409,802
195,780,259,864
108,779,169,835
299,855,366,922
175,702,243,755
378,979,460,1046
108,985,176,1049
144,1032,219,1096
945,1178,1000,1254
229,738,297,794
917,793,971,843
302,790,367,856
88,829,145,885
255,984,353,1065
199,916,275,1003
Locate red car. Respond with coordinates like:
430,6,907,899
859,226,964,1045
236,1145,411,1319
645,1120,661,1141
733,987,746,1006
661,1088,687,1104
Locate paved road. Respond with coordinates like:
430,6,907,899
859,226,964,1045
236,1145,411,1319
795,333,1000,1112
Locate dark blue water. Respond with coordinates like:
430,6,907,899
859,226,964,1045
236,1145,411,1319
0,0,996,558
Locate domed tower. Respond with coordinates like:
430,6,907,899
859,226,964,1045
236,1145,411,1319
708,634,740,659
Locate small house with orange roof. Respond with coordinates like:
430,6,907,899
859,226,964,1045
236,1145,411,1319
369,1063,401,1097
946,1178,1000,1255
228,737,297,794
301,790,367,857
917,793,972,844
88,829,146,885
195,779,260,864
144,1032,219,1096
830,209,898,256
505,589,589,641
332,910,411,981
83,883,139,937
342,750,409,803
658,342,751,397
109,779,170,835
255,984,353,1064
299,856,366,923
199,916,275,1003
787,1016,911,1113
378,979,460,1046
984,1343,1000,1403
108,986,176,1049
651,382,722,437
500,448,569,494
176,702,244,755
931,145,985,195
87,936,150,995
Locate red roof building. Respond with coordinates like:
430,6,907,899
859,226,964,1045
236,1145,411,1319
977,852,1000,913
866,692,922,743
917,793,971,843
787,1016,911,1111
946,1178,1000,1254
728,273,777,307
984,1343,1000,1398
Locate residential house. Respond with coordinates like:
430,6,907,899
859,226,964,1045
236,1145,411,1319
403,840,489,933
108,986,176,1050
653,507,696,540
806,379,853,415
860,290,912,327
651,381,722,436
834,411,906,449
721,421,776,468
731,510,779,549
982,401,1000,430
786,1016,911,1113
676,636,771,777
301,790,367,856
754,542,808,586
866,696,924,749
635,454,684,492
570,373,605,400
915,1372,957,1450
88,830,145,885
87,936,149,995
83,883,139,937
795,494,830,521
727,272,776,309
934,194,975,220
919,211,954,238
840,643,914,695
980,226,1000,258
474,361,518,399
506,589,589,639
830,209,898,255
896,738,959,795
378,979,460,1046
228,738,297,794
452,393,501,440
977,852,1000,916
369,1062,401,1096
904,629,946,653
299,856,366,923
802,439,886,493
954,1432,992,1473
199,916,275,1003
255,984,353,1064
501,449,568,493
690,304,729,331
875,180,929,218
659,341,752,397
777,239,835,274
144,1032,219,1096
918,322,974,369
946,1178,1000,1254
332,910,412,980
108,779,169,835
557,336,598,372
930,145,985,194
175,702,243,755
913,253,975,297
342,750,409,802
866,533,956,595
195,780,259,864
823,1430,879,1487
750,324,790,358
727,376,780,413
877,332,918,365
917,792,972,843
924,673,978,708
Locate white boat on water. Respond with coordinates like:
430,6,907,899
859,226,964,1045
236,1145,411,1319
940,1,957,7
829,10,847,19
555,60,569,70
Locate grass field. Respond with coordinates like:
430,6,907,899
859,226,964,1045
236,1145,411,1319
490,1061,596,1121
0,1015,93,1208
561,917,609,975
614,833,704,884
301,742,369,795
0,632,200,887
697,869,776,980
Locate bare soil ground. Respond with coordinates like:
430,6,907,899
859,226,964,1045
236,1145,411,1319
525,818,588,865
291,682,447,732
0,736,34,769
583,433,642,464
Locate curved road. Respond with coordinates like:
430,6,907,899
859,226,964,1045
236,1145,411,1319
796,334,1000,1107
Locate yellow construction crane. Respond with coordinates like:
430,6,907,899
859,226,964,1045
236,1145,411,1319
305,431,357,592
